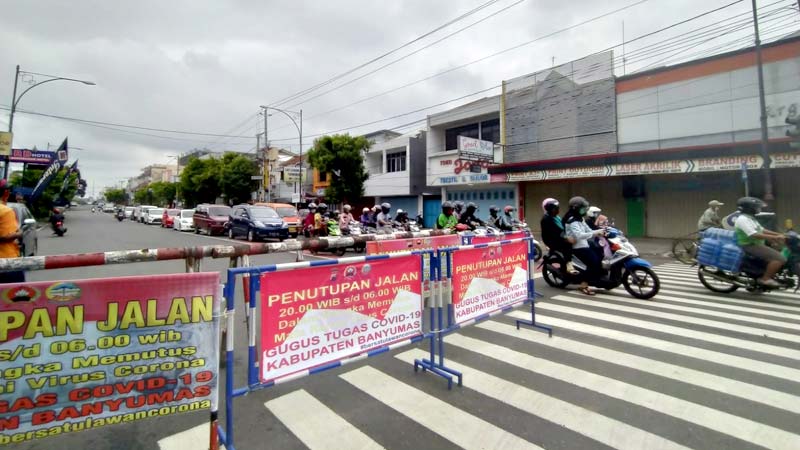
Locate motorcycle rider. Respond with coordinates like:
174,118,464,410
49,207,66,234
453,201,465,220
540,199,578,275
339,204,355,233
327,209,341,236
497,205,515,231
698,200,724,231
586,206,603,230
315,203,328,237
734,197,786,288
376,202,392,227
303,203,317,237
487,205,500,228
360,207,373,228
458,202,486,230
436,201,458,230
564,197,607,296
395,209,409,224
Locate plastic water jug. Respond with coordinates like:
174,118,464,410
697,238,722,266
718,243,743,272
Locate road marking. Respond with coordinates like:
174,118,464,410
340,366,541,450
395,349,692,450
646,288,800,319
265,389,384,450
656,266,800,299
506,310,800,382
446,334,800,450
158,423,222,450
547,295,800,359
476,319,800,414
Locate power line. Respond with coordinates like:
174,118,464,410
268,0,505,107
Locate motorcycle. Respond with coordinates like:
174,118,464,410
52,220,67,237
116,210,125,222
393,220,420,233
696,228,800,294
344,221,366,253
91,207,96,213
541,227,660,299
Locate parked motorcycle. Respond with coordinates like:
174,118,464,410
541,227,660,299
696,228,800,293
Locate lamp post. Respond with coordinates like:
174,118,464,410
260,105,302,207
5,65,95,179
166,154,181,207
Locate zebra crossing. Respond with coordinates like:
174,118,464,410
159,262,800,450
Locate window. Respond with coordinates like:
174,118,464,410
445,123,480,150
480,119,501,144
386,151,407,173
493,192,499,200
319,171,327,182
479,192,485,200
501,191,507,200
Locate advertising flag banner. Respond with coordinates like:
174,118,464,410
451,240,529,324
260,256,423,383
0,272,220,444
470,231,527,244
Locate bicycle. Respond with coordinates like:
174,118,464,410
671,231,701,265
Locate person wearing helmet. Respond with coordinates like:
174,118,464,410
377,202,392,227
436,201,458,230
697,200,724,231
458,202,485,230
394,209,410,229
453,201,465,220
540,199,578,274
564,196,607,295
585,206,603,230
360,207,373,228
496,205,515,231
487,205,500,228
315,203,328,236
303,203,318,237
339,204,355,232
327,209,341,236
734,197,786,288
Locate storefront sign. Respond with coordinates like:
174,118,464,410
428,152,492,186
0,273,220,444
458,136,494,161
505,152,800,182
9,149,56,165
0,133,12,157
259,256,423,383
451,241,529,324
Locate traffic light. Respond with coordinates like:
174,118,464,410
787,115,800,149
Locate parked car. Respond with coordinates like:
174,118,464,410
124,206,135,219
193,204,232,235
144,208,164,225
174,209,195,232
258,202,300,237
135,205,156,222
162,209,180,228
7,202,38,257
227,204,289,242
102,203,116,213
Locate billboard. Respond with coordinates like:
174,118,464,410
457,136,494,161
9,149,56,165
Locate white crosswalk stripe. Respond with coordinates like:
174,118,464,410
159,262,800,450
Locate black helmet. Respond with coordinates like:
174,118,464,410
454,201,465,211
737,197,765,215
442,201,454,211
330,209,340,218
568,196,589,210
318,203,328,212
489,205,499,214
380,202,391,213
466,202,477,211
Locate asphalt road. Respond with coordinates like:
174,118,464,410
9,207,800,450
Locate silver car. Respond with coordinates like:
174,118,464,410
7,202,38,256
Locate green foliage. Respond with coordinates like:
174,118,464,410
104,188,127,205
11,167,78,219
219,153,258,205
307,134,370,203
149,181,177,206
179,157,221,207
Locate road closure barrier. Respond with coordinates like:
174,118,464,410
220,237,550,450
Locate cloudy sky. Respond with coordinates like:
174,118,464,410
1,0,797,194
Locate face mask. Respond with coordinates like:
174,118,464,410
579,207,587,216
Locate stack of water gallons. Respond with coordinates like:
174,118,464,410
697,228,743,272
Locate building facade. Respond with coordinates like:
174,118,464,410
364,130,427,218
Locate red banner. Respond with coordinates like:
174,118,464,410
0,273,220,444
260,256,423,382
470,231,527,244
365,235,460,255
451,241,529,324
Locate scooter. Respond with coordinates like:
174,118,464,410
116,210,125,222
52,220,67,237
696,229,800,294
541,227,660,299
344,221,366,253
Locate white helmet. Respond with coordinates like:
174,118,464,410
396,209,404,214
343,204,352,211
362,207,370,213
587,206,602,218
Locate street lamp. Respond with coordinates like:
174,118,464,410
260,105,303,206
5,65,95,179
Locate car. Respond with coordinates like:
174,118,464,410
135,205,156,222
174,209,195,232
7,202,38,257
227,204,289,242
193,204,232,235
102,203,115,213
162,209,180,228
144,208,164,225
258,202,300,237
124,206,135,219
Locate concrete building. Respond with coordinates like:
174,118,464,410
364,130,427,219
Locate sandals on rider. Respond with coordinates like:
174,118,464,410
579,286,596,296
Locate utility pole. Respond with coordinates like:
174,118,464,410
264,109,270,202
299,109,303,205
751,0,774,201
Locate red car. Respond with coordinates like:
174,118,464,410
161,209,180,228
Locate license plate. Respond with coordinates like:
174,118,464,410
289,227,297,233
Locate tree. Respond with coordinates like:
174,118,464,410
134,187,154,205
219,153,258,205
307,134,370,203
149,181,177,206
104,188,127,205
10,168,78,218
179,157,221,207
